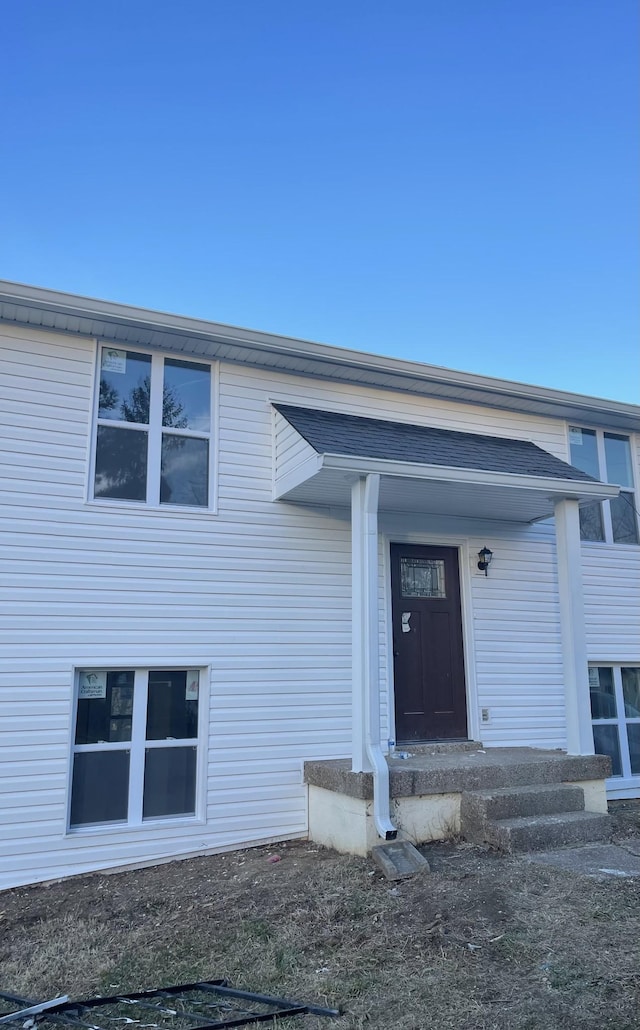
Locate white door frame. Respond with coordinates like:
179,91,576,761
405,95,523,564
381,529,480,747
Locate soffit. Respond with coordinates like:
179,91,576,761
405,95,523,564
1,280,638,432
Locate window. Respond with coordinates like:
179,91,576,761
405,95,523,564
589,666,640,780
569,427,639,544
70,668,203,828
400,557,446,598
93,347,213,507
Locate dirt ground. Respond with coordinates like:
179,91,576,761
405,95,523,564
1,803,640,1030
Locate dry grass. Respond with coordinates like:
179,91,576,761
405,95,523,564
1,806,640,1030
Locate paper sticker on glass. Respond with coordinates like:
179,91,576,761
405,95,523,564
400,557,446,598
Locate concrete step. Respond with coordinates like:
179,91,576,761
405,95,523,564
484,810,612,854
460,783,585,835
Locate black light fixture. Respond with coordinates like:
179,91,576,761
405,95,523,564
477,546,493,576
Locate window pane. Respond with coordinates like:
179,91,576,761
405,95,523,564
160,435,208,506
589,666,616,720
610,492,639,545
569,427,601,479
143,746,196,818
627,725,640,775
164,359,211,432
99,350,151,424
622,668,640,718
400,557,446,598
95,426,148,501
76,670,134,743
146,670,199,740
70,750,130,825
592,724,622,776
578,502,605,542
604,434,634,488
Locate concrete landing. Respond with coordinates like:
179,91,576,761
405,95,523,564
528,843,640,879
304,748,611,799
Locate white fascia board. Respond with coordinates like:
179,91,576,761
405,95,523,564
320,453,620,502
273,452,324,499
1,280,638,427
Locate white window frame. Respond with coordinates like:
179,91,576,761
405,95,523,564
88,344,218,513
590,663,640,798
568,426,639,545
68,666,209,833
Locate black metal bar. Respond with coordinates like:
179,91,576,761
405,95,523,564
95,997,221,1026
81,984,227,1006
0,996,102,1030
0,981,339,1029
197,984,340,1018
182,1010,309,1029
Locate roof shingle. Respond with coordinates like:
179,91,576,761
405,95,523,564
275,405,598,483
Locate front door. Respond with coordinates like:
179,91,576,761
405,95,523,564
391,543,467,742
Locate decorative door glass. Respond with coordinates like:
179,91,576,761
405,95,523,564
400,557,446,598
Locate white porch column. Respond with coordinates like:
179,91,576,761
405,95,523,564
554,497,594,755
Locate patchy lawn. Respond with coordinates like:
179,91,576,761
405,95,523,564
1,805,640,1030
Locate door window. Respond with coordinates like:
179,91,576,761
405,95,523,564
400,557,446,598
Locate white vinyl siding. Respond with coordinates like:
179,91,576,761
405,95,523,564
273,409,318,484
380,516,565,750
1,324,638,889
469,525,565,747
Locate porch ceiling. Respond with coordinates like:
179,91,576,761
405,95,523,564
274,405,619,523
277,464,615,522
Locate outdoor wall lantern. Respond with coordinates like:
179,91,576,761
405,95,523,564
477,547,493,576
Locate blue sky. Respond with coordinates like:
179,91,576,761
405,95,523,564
1,1,638,401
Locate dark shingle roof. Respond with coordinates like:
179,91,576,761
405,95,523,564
275,405,598,483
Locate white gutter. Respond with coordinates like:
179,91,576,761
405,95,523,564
324,453,619,503
1,280,638,428
351,474,397,842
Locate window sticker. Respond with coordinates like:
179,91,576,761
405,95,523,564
78,671,107,699
185,674,199,701
101,348,127,374
569,427,583,445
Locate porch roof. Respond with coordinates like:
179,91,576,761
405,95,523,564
273,405,619,523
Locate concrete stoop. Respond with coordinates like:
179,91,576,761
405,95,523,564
304,748,612,857
460,782,612,853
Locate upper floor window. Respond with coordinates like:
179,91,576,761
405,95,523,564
569,427,639,545
93,347,213,508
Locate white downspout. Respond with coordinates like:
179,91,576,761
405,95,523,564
351,474,397,841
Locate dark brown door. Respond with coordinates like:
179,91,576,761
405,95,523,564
391,543,467,742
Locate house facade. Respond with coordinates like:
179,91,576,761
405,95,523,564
0,280,639,889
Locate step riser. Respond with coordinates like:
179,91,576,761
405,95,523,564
460,783,611,854
461,784,585,826
489,813,611,854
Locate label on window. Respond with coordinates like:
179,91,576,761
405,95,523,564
101,348,127,374
185,675,199,701
78,671,107,699
588,668,600,690
569,428,583,445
